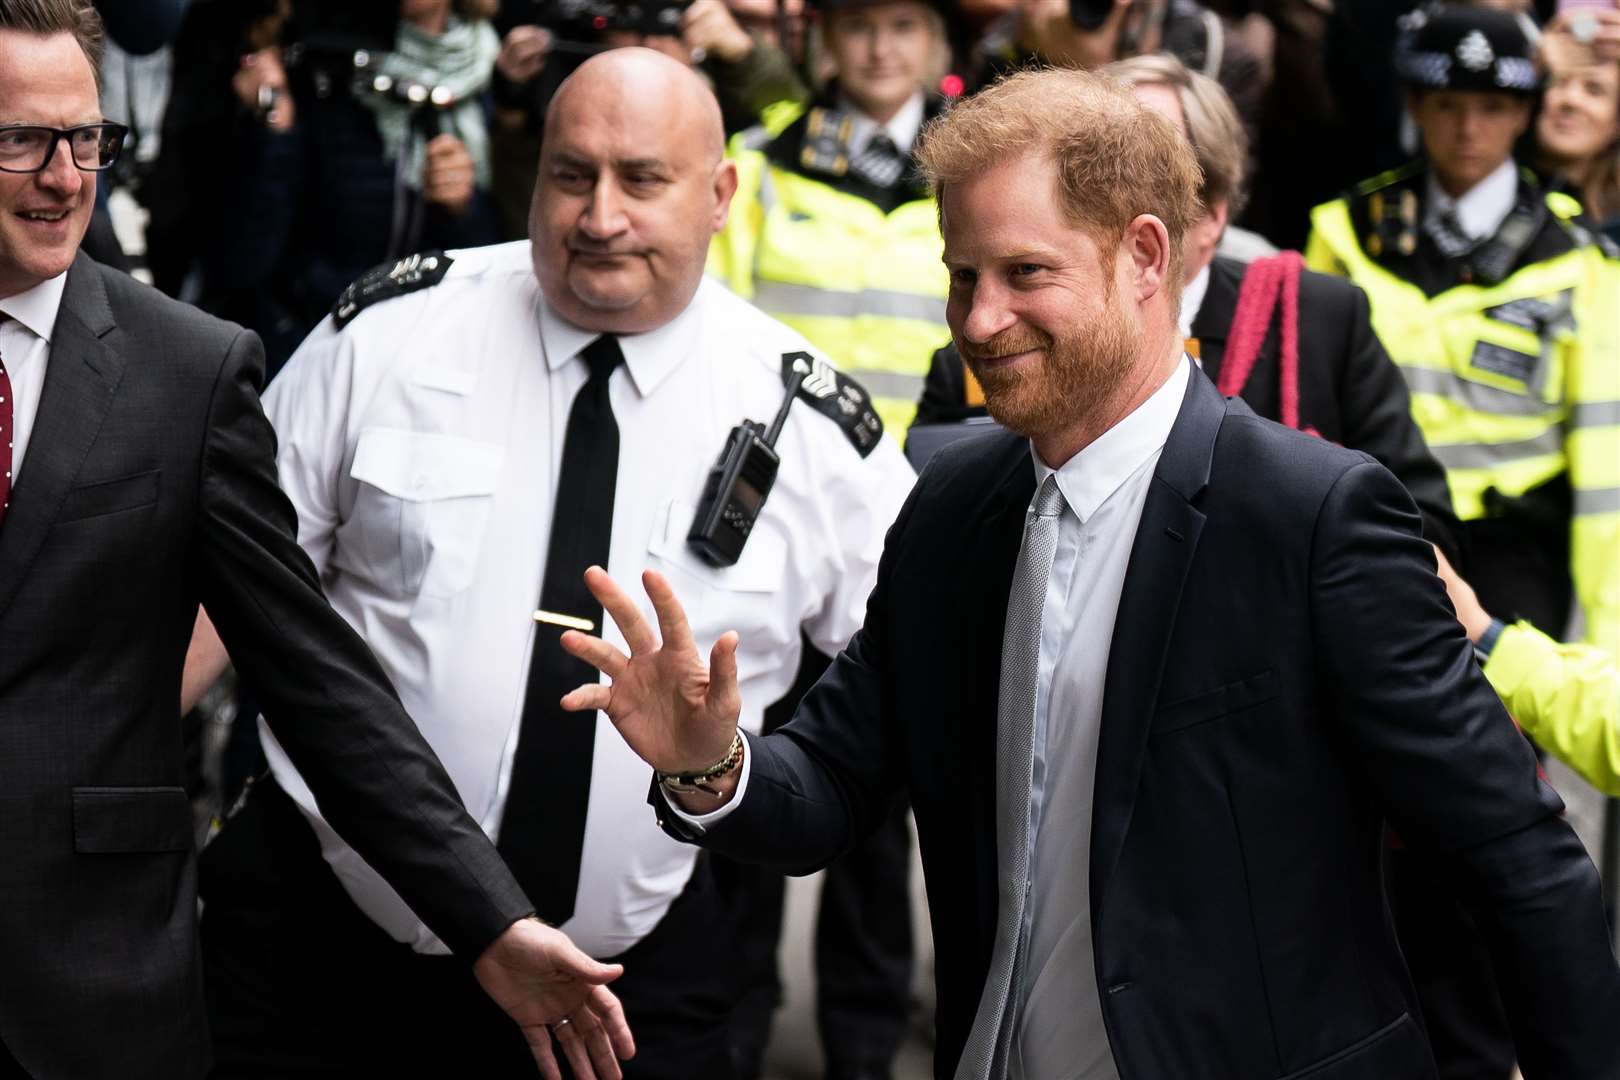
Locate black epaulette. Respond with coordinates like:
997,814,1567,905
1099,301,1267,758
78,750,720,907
332,251,453,329
781,352,883,458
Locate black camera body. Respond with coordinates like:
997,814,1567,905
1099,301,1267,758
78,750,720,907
505,0,692,41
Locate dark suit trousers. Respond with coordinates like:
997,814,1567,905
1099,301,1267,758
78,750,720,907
723,642,914,1078
200,780,737,1080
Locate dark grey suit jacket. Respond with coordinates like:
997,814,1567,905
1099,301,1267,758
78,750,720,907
658,369,1620,1079
0,256,531,1079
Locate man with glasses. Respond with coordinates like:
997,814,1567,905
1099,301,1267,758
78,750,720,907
0,5,635,1080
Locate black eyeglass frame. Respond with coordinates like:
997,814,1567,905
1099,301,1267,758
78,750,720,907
0,122,131,175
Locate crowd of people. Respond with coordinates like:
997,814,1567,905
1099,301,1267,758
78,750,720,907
1,0,1619,1078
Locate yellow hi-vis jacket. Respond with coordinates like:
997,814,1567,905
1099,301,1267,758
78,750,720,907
1306,164,1620,663
708,103,951,438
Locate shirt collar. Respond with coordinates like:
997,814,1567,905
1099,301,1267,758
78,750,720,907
1425,159,1519,242
1178,264,1210,340
537,277,707,397
840,91,927,156
0,271,68,343
1032,353,1190,524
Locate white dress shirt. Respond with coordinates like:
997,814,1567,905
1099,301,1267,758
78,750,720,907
841,90,927,156
1424,158,1518,244
1009,357,1189,1080
0,273,68,483
259,240,915,957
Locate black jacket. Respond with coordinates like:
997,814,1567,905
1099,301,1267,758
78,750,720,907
657,370,1620,1078
915,257,1463,562
0,257,530,1079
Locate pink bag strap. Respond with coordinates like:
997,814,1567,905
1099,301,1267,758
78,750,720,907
1213,251,1313,435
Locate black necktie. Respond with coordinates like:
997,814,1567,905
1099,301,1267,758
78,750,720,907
499,334,624,924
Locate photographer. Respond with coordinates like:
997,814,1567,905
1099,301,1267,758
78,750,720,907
204,0,503,374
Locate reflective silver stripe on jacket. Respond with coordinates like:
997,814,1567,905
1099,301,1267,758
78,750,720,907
841,368,926,401
752,280,948,324
1574,487,1620,516
1399,366,1553,418
1428,427,1564,470
1571,400,1620,429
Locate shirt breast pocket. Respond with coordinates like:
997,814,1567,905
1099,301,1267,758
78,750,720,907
340,428,504,599
644,499,789,649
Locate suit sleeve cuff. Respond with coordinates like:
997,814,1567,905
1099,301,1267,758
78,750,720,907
663,734,754,834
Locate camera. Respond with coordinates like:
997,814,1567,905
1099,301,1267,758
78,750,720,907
504,0,693,42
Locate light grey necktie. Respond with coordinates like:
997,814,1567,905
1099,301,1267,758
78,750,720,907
956,473,1067,1080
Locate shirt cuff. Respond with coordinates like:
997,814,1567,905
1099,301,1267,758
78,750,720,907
663,733,753,834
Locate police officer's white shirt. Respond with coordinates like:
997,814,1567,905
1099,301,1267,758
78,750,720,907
1425,158,1518,244
258,240,916,957
841,89,927,156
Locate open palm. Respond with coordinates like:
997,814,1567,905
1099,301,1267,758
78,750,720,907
559,567,741,774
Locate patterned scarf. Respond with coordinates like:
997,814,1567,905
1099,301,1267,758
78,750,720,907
358,15,500,190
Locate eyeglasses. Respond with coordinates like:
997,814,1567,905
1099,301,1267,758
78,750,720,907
0,123,130,174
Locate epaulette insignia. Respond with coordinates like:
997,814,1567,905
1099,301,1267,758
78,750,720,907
781,352,883,457
332,251,453,328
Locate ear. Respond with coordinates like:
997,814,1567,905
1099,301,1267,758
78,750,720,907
711,159,740,233
1204,197,1229,236
1123,212,1172,306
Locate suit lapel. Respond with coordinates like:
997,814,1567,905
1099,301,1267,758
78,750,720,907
0,256,126,621
1089,371,1224,923
965,444,1037,888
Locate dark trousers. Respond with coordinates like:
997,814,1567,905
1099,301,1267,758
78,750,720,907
726,641,915,1079
722,806,914,1080
200,778,737,1080
1387,516,1574,1080
0,1041,27,1080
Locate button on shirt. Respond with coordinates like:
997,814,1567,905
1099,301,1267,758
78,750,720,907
1009,357,1189,1080
0,273,68,482
259,240,915,957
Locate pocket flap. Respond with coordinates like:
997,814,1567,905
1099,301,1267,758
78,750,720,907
350,428,503,502
1154,669,1278,734
73,786,192,853
56,469,160,523
647,500,785,593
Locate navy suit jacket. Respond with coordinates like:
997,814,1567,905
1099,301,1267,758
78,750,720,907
658,367,1620,1079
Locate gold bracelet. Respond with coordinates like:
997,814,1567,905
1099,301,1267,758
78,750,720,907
657,732,745,799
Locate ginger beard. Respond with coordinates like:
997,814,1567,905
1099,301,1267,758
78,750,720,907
963,284,1141,440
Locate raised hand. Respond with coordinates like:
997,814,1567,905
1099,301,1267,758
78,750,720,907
473,917,635,1079
558,567,741,775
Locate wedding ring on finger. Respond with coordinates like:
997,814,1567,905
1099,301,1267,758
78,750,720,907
551,1018,573,1033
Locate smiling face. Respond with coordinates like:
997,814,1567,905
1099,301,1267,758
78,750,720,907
942,152,1142,441
1408,88,1532,197
1538,62,1620,166
0,30,101,299
825,1,936,123
529,49,736,333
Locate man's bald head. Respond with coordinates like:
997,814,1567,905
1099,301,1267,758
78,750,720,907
547,47,726,167
530,47,737,334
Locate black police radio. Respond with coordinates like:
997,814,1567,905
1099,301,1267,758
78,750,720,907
687,353,810,567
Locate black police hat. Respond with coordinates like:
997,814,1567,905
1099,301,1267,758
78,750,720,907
1395,4,1540,95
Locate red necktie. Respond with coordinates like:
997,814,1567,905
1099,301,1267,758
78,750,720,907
0,315,12,530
